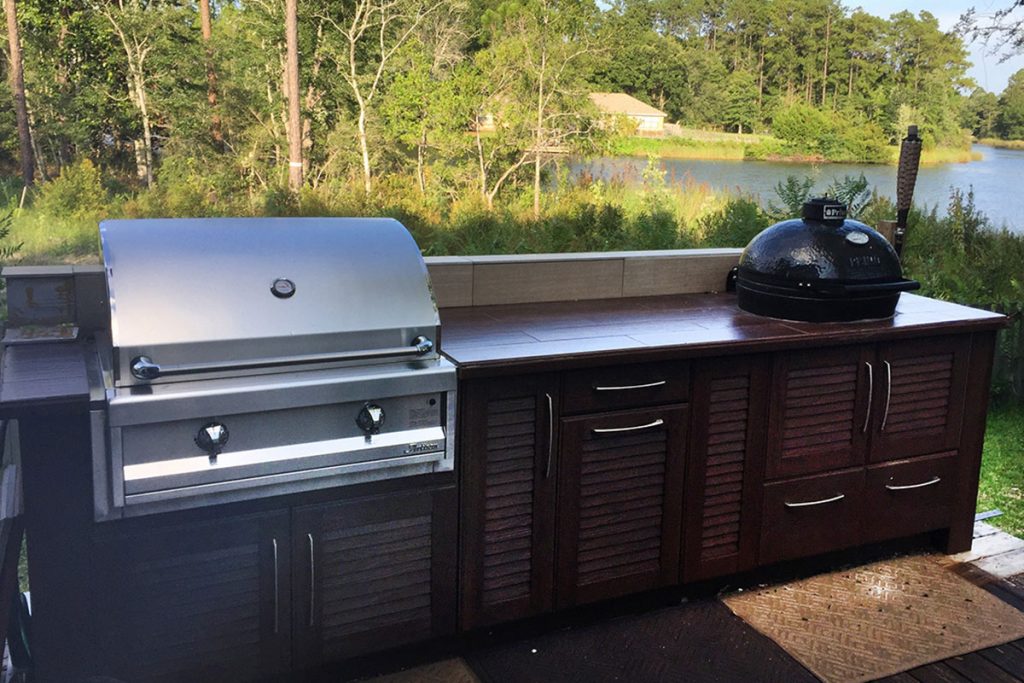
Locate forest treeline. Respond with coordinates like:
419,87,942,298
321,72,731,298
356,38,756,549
0,0,1021,212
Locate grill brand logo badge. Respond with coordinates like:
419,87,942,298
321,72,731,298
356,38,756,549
824,205,846,220
848,255,881,267
404,442,439,455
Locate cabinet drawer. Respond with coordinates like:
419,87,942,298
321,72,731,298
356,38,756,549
863,452,957,543
760,469,864,564
562,361,689,414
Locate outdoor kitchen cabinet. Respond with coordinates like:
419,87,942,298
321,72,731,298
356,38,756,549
759,334,974,563
92,509,293,683
682,355,770,581
555,404,687,607
459,363,690,627
766,335,971,480
458,374,560,629
89,482,456,682
291,485,457,667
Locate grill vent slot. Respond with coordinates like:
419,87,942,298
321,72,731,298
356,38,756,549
320,514,433,653
482,395,537,605
701,375,749,560
884,354,953,434
576,429,667,586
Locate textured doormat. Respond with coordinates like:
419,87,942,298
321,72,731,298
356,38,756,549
722,553,1024,683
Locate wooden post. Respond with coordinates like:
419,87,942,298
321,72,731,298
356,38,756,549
876,219,896,246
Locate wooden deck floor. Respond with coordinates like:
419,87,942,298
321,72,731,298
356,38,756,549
356,526,1024,683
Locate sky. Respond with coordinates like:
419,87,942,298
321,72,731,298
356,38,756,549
851,0,1024,94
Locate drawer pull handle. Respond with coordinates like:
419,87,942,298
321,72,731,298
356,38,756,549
593,419,664,435
784,493,845,508
594,380,667,392
885,476,941,491
862,362,874,434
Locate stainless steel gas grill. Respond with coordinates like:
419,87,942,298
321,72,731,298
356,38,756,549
90,217,455,520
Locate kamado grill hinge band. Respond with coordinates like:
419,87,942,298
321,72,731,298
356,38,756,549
131,335,435,381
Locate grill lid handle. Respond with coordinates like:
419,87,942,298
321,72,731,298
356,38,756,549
129,335,435,381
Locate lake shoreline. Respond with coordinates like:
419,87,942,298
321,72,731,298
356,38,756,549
613,135,982,166
571,144,1021,233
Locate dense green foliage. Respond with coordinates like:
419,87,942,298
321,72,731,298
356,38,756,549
0,0,1011,204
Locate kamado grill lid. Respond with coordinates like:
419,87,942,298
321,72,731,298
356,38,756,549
101,217,440,386
736,197,919,322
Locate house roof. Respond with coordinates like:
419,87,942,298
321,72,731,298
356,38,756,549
589,93,666,118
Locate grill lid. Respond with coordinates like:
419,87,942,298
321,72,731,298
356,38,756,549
101,218,439,386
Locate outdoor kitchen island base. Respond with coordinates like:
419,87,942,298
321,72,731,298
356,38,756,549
0,291,1006,682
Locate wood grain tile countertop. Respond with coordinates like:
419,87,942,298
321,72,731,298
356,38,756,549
440,293,1007,378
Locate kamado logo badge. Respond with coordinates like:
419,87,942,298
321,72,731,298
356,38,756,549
824,205,846,220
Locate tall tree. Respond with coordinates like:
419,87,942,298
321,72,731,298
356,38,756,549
4,0,33,185
198,0,222,145
484,0,600,219
323,0,444,195
284,0,301,191
97,0,157,186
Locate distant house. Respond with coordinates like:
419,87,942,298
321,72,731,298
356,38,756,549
589,93,667,134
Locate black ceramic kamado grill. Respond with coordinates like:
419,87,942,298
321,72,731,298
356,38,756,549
735,197,920,322
736,127,924,323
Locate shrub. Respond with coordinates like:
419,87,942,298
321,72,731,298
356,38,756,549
32,159,108,221
698,197,770,247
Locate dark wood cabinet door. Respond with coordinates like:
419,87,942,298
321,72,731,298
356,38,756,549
459,374,559,629
868,336,971,462
683,356,769,581
93,510,291,683
555,405,686,607
291,485,457,666
767,345,874,479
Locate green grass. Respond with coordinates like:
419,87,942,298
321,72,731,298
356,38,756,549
977,403,1024,538
977,138,1024,151
610,135,749,160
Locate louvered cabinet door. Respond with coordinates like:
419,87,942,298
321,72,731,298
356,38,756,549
767,345,874,479
292,485,457,666
683,356,769,581
555,405,686,607
93,510,291,683
869,336,971,462
459,374,559,629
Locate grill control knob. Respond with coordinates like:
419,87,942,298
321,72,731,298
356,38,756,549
356,404,385,436
196,422,229,457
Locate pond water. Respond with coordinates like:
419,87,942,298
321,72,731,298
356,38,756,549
570,144,1024,233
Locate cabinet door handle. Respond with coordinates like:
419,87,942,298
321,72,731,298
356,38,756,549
880,361,892,432
272,538,279,635
307,532,316,628
862,362,874,434
885,476,941,491
784,493,845,508
592,419,664,435
545,393,554,478
593,380,666,392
